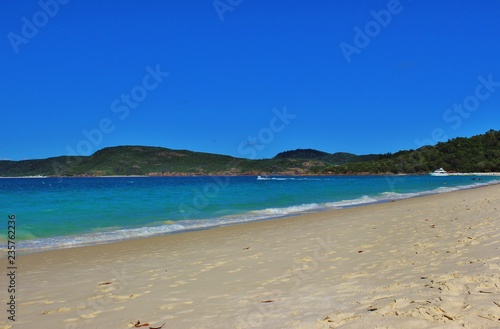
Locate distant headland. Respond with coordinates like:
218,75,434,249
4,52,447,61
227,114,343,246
1,129,499,177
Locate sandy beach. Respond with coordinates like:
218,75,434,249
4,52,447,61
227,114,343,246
2,184,500,329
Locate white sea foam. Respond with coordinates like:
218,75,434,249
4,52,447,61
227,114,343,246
324,195,378,208
250,203,323,215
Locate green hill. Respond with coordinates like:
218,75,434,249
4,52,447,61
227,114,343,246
321,129,500,174
0,156,85,177
75,146,241,176
0,146,328,176
275,149,385,165
275,148,330,159
0,129,498,177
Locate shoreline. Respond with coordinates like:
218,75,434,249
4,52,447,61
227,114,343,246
9,179,500,257
2,172,500,179
2,184,499,328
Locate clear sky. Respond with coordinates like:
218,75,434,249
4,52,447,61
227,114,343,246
2,0,499,160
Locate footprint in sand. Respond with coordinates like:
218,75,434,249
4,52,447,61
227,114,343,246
295,256,313,263
159,301,194,310
322,312,361,326
40,305,77,316
169,280,189,288
204,294,230,301
358,244,374,250
112,294,138,300
79,310,102,319
188,261,203,265
63,317,81,323
341,272,370,279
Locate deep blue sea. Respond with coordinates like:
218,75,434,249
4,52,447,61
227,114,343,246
1,175,499,254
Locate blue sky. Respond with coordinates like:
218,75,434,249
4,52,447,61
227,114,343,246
1,0,499,160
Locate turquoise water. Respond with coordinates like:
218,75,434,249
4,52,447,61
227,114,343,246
1,175,498,254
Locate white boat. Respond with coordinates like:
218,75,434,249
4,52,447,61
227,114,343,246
257,175,270,180
430,168,448,176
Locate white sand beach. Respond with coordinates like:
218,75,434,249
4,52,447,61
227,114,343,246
1,184,500,328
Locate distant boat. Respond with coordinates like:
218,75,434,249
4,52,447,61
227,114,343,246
257,175,270,180
430,168,448,176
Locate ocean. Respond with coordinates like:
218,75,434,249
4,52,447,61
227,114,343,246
1,175,499,255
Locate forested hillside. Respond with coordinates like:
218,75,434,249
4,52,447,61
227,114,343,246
0,130,498,176
320,129,500,174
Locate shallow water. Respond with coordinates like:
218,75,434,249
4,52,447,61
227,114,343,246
1,175,498,253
